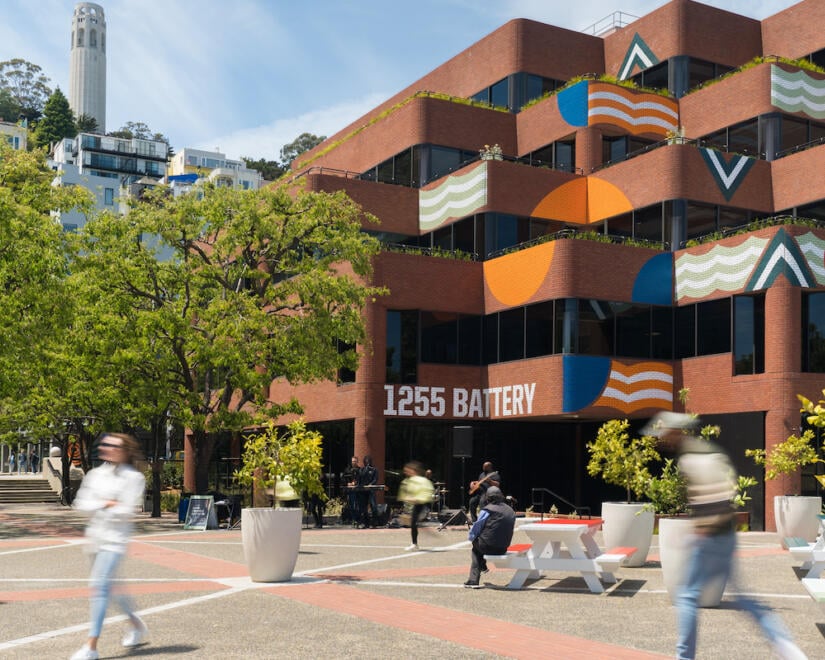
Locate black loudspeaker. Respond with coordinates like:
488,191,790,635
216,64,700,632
453,426,473,458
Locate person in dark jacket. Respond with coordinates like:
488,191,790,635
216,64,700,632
464,486,515,588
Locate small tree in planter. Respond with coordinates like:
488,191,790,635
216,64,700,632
233,419,327,582
587,419,660,566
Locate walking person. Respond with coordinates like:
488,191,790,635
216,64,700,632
464,486,515,588
8,451,14,475
70,433,148,660
358,455,379,528
17,449,26,475
642,412,807,660
398,461,434,551
29,448,39,474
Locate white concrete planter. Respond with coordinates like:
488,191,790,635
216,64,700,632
658,517,725,608
600,501,654,567
242,507,302,582
774,495,822,547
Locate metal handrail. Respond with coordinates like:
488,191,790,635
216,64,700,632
530,487,591,519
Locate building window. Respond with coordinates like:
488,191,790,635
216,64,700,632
803,292,825,372
697,298,731,356
104,187,114,205
498,308,525,362
734,294,765,375
526,301,554,358
386,310,418,383
77,28,84,47
90,29,96,48
458,314,482,365
420,311,458,363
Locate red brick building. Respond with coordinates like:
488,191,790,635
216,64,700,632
261,0,825,530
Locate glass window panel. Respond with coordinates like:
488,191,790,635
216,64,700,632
483,314,499,364
634,204,662,242
490,78,509,108
394,148,412,187
651,306,673,359
530,218,553,240
615,303,651,358
734,294,764,375
675,305,696,358
718,206,748,231
386,310,419,383
411,146,422,188
811,122,825,144
458,315,482,365
432,225,452,250
526,301,554,358
688,58,716,89
703,129,728,151
420,311,458,363
578,299,614,356
377,158,394,184
696,298,731,355
686,202,717,240
728,119,759,157
471,89,489,105
530,144,554,167
555,298,577,354
453,217,475,255
804,292,825,372
429,146,462,181
781,116,809,153
555,140,575,172
798,200,825,221
499,308,525,362
607,212,633,238
641,61,669,90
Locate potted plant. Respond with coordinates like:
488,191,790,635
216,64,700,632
587,419,659,567
746,394,824,545
234,419,326,582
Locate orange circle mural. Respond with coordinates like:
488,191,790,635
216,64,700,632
484,241,555,306
531,177,632,224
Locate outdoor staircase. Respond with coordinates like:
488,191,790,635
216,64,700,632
0,476,56,504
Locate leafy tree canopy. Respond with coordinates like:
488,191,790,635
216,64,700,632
108,120,170,145
0,59,52,122
0,88,20,123
75,113,99,133
243,132,326,182
32,88,76,150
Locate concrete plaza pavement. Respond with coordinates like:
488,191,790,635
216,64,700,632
0,502,822,659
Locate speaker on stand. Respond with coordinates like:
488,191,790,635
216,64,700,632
452,426,473,513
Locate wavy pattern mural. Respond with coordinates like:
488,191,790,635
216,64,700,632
675,235,767,301
796,231,825,285
562,355,672,414
588,82,678,137
419,163,487,231
771,65,825,119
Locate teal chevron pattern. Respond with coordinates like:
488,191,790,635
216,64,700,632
419,163,487,231
699,149,755,202
618,33,659,81
745,228,815,290
771,65,825,119
796,231,825,285
675,235,767,301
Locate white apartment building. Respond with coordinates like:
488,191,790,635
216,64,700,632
51,132,168,230
0,120,27,150
168,147,263,191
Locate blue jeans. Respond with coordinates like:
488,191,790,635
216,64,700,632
88,549,136,638
676,528,793,659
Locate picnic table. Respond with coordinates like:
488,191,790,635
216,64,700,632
484,517,635,593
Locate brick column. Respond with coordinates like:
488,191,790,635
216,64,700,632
575,126,602,174
762,279,802,530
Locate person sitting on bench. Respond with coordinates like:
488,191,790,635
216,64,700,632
464,486,514,589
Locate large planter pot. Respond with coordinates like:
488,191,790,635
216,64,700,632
600,502,654,567
658,517,725,608
242,507,303,582
774,495,822,547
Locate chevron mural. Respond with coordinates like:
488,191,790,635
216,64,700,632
562,355,672,414
770,64,825,119
745,228,816,290
618,33,659,81
675,235,768,301
700,148,756,202
418,162,488,231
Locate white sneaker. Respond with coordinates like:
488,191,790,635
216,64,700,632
121,617,148,647
70,645,99,660
405,543,419,551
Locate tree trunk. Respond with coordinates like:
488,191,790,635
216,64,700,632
150,417,162,518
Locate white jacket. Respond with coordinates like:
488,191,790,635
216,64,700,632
73,462,145,553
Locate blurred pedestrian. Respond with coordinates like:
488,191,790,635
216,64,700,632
398,461,434,551
29,448,39,473
8,451,14,474
643,412,807,660
17,449,26,475
464,486,515,588
70,433,148,660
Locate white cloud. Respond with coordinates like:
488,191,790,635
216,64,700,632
195,92,388,162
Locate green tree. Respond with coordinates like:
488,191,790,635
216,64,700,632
280,132,325,169
32,88,76,150
0,59,52,122
0,88,20,122
75,113,99,133
241,156,284,181
74,183,385,493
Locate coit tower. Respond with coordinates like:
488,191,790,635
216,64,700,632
69,2,106,133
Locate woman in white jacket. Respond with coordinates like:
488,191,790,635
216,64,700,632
70,433,147,660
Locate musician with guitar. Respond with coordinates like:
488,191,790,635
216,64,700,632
468,461,501,522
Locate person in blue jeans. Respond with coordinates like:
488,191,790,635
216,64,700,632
643,412,807,660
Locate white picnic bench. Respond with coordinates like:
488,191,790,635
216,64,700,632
484,517,635,593
785,514,825,579
801,578,825,603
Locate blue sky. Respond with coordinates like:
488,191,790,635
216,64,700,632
0,0,793,162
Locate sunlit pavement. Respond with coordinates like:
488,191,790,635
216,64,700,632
0,503,822,659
